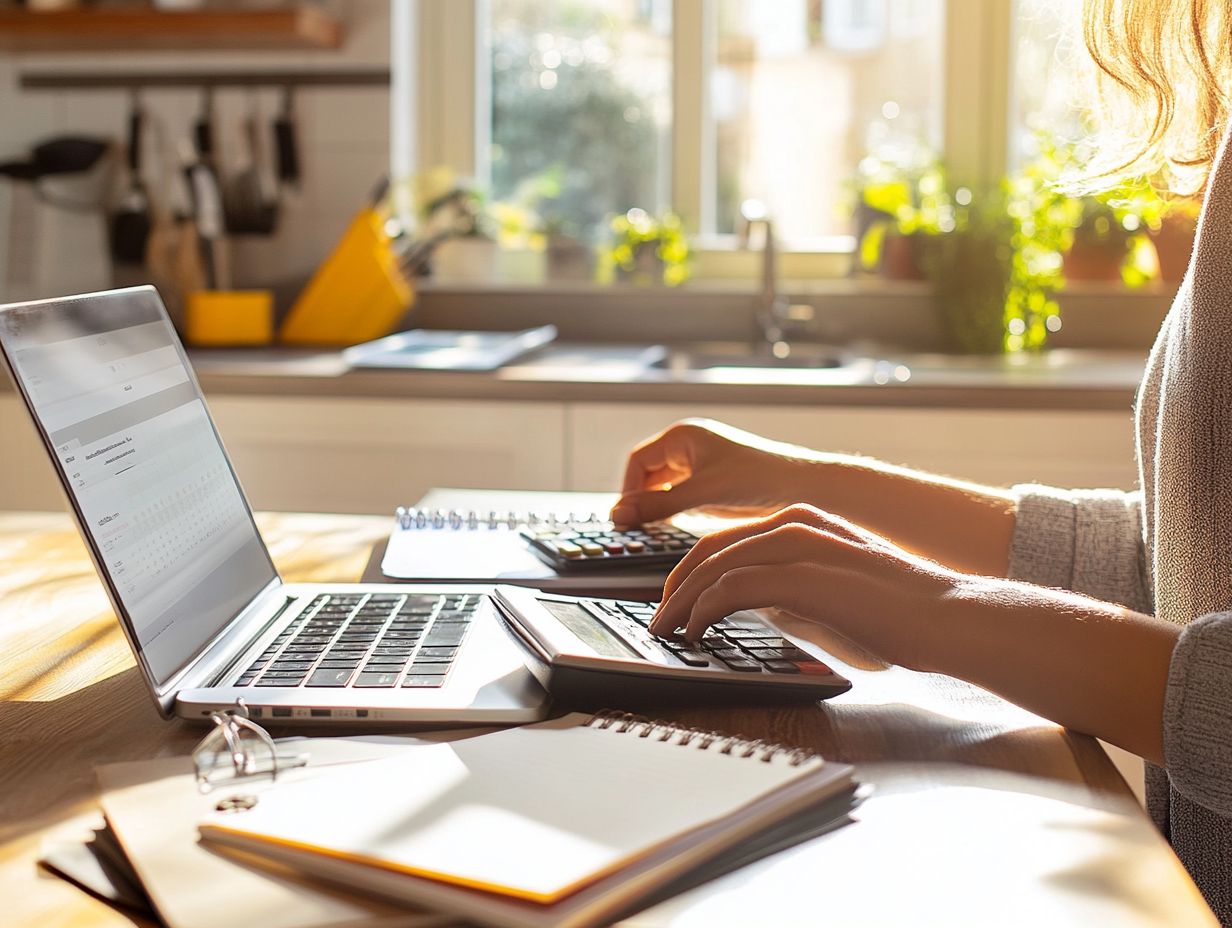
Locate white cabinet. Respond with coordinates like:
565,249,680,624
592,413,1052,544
565,403,1139,492
0,394,566,515
0,395,64,511
0,392,1138,515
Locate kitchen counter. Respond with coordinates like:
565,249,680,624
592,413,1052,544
170,344,1148,411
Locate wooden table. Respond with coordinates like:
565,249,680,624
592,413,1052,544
0,511,1216,927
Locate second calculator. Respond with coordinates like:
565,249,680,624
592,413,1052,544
521,521,701,571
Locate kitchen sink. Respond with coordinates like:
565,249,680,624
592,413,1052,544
653,341,846,371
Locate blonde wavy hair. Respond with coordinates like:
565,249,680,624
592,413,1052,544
1083,0,1231,192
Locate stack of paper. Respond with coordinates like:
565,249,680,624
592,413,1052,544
43,716,859,928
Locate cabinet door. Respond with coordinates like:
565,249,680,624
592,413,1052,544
566,403,1138,492
206,396,565,514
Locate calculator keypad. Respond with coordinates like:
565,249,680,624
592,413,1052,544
598,601,834,676
523,522,701,571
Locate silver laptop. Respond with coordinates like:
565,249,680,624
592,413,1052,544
0,286,549,725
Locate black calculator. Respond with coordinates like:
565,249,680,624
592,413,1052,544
521,521,701,571
493,585,851,707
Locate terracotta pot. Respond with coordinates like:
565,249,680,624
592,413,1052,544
1150,217,1196,283
1063,241,1126,282
880,233,926,281
546,237,593,281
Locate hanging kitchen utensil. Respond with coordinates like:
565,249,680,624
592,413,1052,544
194,86,217,170
273,85,301,190
185,93,230,291
224,93,278,235
110,92,152,264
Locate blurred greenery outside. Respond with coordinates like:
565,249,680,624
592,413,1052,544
489,0,668,247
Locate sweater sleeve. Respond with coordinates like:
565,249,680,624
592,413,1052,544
1008,484,1152,615
1164,611,1232,817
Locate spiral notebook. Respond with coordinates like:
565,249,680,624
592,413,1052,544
199,711,858,928
376,490,672,594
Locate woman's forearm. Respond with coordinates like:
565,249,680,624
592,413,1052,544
919,578,1178,764
787,455,1017,577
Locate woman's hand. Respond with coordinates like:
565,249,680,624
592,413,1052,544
610,418,1016,577
647,502,1180,765
611,419,819,526
647,503,960,671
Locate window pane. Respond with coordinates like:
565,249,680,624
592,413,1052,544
1010,0,1089,167
487,0,672,243
712,0,945,241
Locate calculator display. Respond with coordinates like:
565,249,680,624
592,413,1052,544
540,601,641,659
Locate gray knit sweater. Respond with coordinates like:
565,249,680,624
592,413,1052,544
1008,125,1232,922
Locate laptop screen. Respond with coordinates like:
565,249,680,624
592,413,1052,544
0,288,277,686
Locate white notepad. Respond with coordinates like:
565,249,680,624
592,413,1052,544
199,712,856,928
378,489,669,592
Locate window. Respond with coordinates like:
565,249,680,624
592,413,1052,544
1010,0,1089,168
487,0,673,242
711,0,944,241
408,2,1077,271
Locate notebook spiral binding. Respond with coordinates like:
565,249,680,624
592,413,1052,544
586,710,818,767
395,506,604,531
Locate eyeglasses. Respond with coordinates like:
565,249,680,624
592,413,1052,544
191,699,308,795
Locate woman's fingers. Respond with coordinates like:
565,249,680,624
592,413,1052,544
650,520,864,638
680,562,833,641
619,426,696,494
612,430,699,524
660,503,866,602
613,476,723,527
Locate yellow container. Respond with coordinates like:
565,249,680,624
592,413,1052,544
280,207,415,347
185,290,275,347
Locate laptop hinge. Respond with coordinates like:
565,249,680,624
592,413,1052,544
207,593,299,688
163,577,293,696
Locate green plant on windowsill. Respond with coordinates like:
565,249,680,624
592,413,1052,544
1097,181,1200,285
1002,134,1189,350
1002,141,1081,352
597,208,691,287
854,144,953,279
917,192,1014,354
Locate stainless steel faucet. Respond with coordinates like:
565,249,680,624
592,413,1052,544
738,200,792,358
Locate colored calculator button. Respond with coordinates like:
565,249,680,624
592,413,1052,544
579,542,605,556
625,540,646,553
604,543,625,555
552,541,583,558
793,661,833,675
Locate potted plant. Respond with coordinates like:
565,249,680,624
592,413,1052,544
598,208,690,287
853,142,949,280
414,170,500,283
1064,197,1135,282
919,192,1014,354
1099,181,1199,284
541,215,593,281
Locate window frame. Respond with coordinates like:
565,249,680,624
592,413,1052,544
407,0,1014,276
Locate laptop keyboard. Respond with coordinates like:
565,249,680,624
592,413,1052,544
234,592,478,689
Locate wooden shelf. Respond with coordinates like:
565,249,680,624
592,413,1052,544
0,6,343,52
